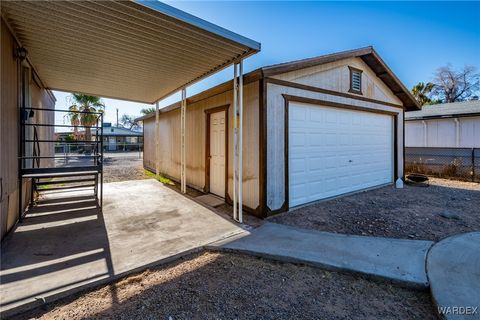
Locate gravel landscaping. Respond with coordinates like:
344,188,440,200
11,251,437,320
103,153,146,183
270,178,480,241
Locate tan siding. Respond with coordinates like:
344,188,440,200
1,19,56,239
31,74,55,168
1,19,19,238
271,57,403,105
143,81,260,210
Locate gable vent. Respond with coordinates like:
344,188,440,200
349,66,363,94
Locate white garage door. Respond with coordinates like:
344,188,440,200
289,102,394,207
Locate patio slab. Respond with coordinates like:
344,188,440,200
427,232,480,320
209,222,433,288
0,179,245,317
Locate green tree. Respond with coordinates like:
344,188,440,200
64,134,75,142
140,107,156,115
67,94,105,152
411,82,435,106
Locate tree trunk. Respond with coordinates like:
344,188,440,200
85,126,92,154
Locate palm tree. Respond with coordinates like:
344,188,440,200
411,82,435,106
140,107,156,115
67,94,105,153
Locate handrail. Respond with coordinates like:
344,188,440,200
32,125,41,168
25,140,102,143
24,123,102,129
24,107,104,115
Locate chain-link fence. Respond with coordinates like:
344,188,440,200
405,147,479,182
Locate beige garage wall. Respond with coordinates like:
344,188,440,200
143,81,260,211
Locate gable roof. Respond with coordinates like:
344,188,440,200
261,46,420,110
137,46,420,121
405,100,480,120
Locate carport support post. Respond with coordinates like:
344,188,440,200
233,63,238,221
232,61,244,223
155,101,159,177
238,60,243,224
181,88,187,194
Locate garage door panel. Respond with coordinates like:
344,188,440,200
289,102,393,207
290,157,307,174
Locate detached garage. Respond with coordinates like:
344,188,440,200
138,46,420,217
287,101,394,207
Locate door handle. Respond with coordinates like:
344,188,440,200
0,177,3,202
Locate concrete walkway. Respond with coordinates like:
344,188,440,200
209,222,433,288
427,232,480,320
0,179,245,317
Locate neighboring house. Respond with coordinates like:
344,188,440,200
138,47,420,218
96,123,143,151
56,123,143,151
405,100,480,148
1,18,56,239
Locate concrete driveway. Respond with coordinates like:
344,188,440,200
0,179,244,317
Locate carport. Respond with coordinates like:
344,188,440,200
1,0,259,222
0,0,259,316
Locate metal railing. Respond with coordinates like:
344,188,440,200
19,107,104,218
405,147,479,182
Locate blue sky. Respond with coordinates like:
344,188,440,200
53,1,480,126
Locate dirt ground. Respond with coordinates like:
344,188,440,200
102,153,147,183
270,178,480,241
11,251,437,320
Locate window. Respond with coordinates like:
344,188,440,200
349,66,362,94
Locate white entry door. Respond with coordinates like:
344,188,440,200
209,111,226,197
289,102,394,207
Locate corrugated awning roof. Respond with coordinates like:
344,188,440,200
1,0,260,103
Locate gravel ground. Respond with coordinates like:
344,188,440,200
270,178,480,241
11,251,437,320
103,154,146,183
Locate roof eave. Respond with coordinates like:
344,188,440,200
134,0,261,52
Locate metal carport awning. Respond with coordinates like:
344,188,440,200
1,0,260,103
2,0,258,223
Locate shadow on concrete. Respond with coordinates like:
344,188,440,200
0,194,117,312
0,179,245,318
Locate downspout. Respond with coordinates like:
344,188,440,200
422,120,427,147
454,118,460,147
